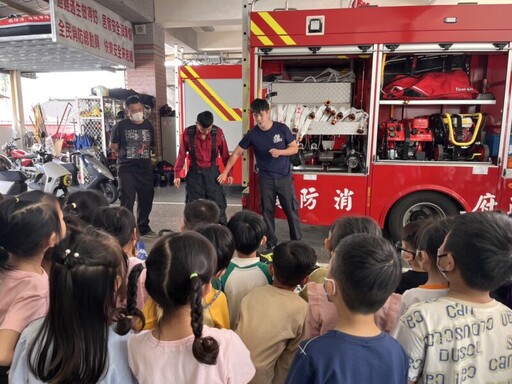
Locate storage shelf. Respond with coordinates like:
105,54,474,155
380,99,496,105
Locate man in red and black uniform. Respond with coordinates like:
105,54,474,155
173,111,233,224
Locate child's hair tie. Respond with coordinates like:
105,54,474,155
65,249,80,258
125,315,133,319
71,203,77,209
189,272,198,280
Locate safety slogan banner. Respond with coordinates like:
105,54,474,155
50,0,135,68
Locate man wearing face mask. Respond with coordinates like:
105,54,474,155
173,110,232,224
110,95,157,237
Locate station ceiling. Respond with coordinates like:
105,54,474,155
1,0,512,71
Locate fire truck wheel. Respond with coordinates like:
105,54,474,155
387,192,460,241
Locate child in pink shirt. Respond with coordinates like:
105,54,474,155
10,226,137,383
304,216,401,338
127,231,255,384
0,192,66,381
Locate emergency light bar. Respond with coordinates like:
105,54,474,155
381,43,510,53
257,45,375,56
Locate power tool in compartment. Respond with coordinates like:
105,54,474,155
428,113,489,162
379,117,433,160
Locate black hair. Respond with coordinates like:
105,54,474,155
16,190,61,207
121,263,147,335
197,111,214,129
250,98,270,113
272,241,317,287
137,232,219,364
195,224,235,274
401,220,429,249
0,194,62,269
332,234,401,314
227,210,266,255
329,216,382,252
125,95,142,108
444,212,512,291
92,206,137,249
183,199,220,230
417,218,453,268
28,227,127,383
63,190,109,225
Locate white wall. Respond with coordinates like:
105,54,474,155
96,0,155,23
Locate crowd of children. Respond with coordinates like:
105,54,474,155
0,190,511,383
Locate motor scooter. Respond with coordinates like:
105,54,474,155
2,138,72,195
59,148,119,204
0,154,27,196
29,161,72,195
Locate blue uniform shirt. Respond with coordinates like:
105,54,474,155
285,330,409,384
238,121,295,179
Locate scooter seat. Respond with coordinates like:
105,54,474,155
0,170,28,182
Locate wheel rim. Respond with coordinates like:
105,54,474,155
402,202,446,226
101,183,115,201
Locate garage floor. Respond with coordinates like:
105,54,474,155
140,184,331,263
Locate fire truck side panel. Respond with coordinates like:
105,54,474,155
370,163,500,225
273,173,368,225
178,65,243,184
497,49,512,214
250,5,512,47
247,5,512,239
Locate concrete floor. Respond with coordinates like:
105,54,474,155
141,183,331,263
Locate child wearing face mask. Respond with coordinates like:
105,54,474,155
394,212,512,384
286,234,408,384
110,95,157,238
393,219,453,326
394,220,429,294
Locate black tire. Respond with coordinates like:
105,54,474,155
387,191,460,241
100,180,119,204
477,144,490,163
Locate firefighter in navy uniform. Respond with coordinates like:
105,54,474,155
173,111,233,224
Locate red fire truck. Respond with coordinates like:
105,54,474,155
177,64,243,184
244,4,512,240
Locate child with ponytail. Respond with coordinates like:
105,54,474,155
92,206,149,310
127,231,255,383
0,193,65,382
9,226,138,383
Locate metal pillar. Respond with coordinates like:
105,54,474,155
242,0,251,187
9,70,25,148
174,44,181,163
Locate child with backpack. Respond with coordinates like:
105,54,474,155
223,211,272,328
195,224,235,329
236,240,317,384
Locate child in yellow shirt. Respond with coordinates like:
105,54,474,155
196,224,235,329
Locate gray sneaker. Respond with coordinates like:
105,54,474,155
141,230,158,238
